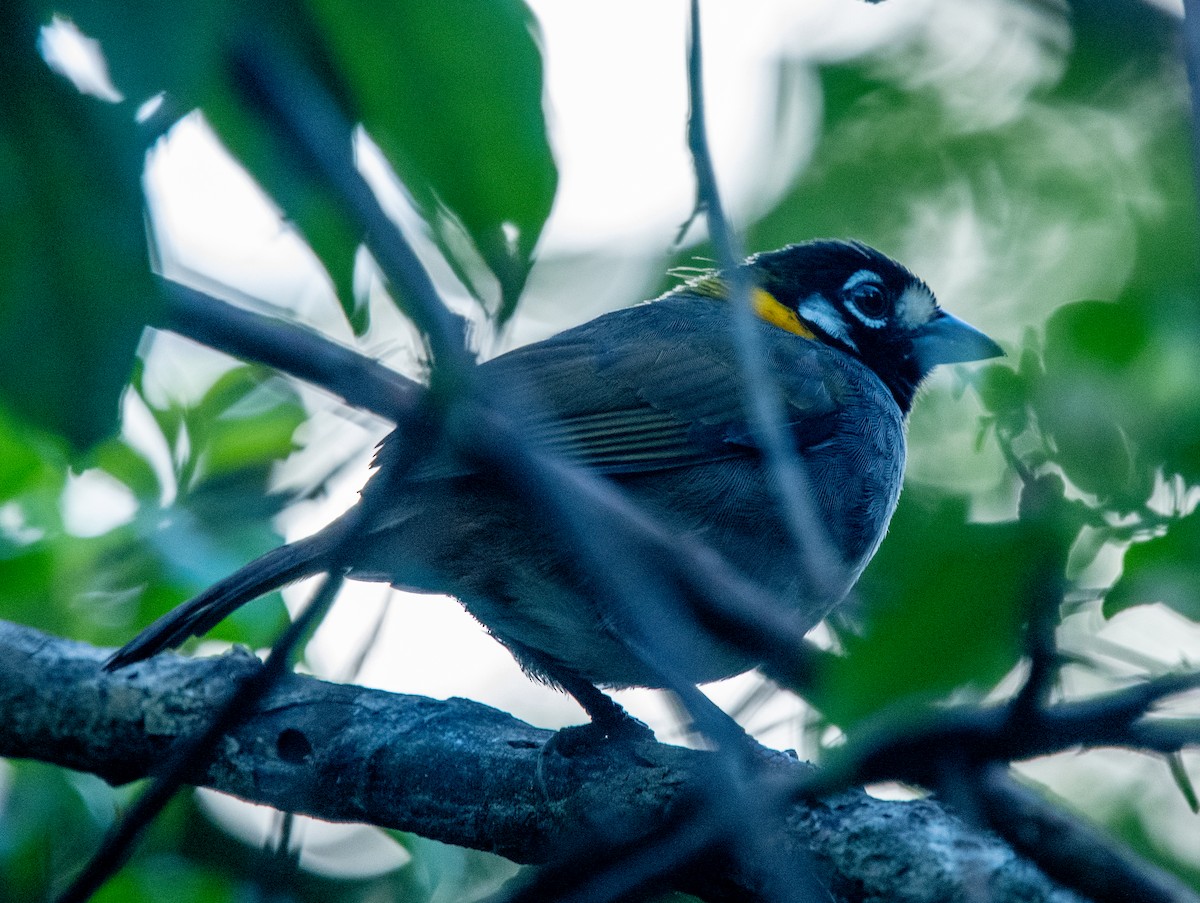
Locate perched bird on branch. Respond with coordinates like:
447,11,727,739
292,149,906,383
107,240,1001,732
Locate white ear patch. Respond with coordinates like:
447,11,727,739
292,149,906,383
898,284,937,328
797,293,858,352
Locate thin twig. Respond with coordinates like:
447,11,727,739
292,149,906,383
977,765,1200,903
1007,475,1071,729
163,278,423,423
684,0,845,604
784,670,1200,801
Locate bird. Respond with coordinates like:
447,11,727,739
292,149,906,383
106,240,1002,731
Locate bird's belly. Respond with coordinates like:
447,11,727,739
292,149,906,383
350,410,904,690
460,571,756,689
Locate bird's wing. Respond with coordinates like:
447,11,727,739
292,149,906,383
479,295,846,475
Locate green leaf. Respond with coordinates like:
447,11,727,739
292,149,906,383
1044,300,1149,374
91,434,162,501
974,361,1027,419
0,542,59,631
0,402,65,501
972,361,1029,436
56,0,369,331
185,367,305,483
1035,300,1151,504
0,763,112,902
1167,752,1200,814
817,488,1053,726
1106,511,1200,620
306,0,557,320
0,6,159,449
54,1,555,331
1047,409,1134,500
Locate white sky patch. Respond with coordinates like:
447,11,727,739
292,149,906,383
525,0,853,253
61,469,138,538
38,16,124,103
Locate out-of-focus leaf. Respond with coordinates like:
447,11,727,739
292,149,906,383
185,367,305,484
59,0,368,331
973,361,1028,434
1167,752,1200,814
99,370,303,645
1106,512,1200,620
975,362,1026,417
94,868,237,903
56,0,556,332
0,6,158,449
1036,301,1150,505
0,543,59,632
0,403,64,501
91,434,161,501
0,763,112,903
1045,404,1134,500
817,488,1049,726
306,0,557,320
1044,299,1149,374
1102,795,1200,893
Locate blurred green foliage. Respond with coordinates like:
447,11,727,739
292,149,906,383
2,0,1200,898
307,0,556,320
0,5,158,449
0,361,301,647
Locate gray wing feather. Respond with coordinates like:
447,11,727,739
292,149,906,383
394,294,842,478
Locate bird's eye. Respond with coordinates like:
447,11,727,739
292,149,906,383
846,283,889,323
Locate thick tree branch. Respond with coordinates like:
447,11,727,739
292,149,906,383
0,620,1086,903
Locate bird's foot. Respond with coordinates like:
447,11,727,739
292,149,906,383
546,709,655,759
535,708,655,800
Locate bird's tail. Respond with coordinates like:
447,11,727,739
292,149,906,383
104,530,336,671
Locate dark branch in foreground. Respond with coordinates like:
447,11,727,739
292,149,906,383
978,766,1200,903
1,620,1086,903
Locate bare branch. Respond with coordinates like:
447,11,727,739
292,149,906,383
977,766,1199,903
161,278,424,423
0,620,1088,903
791,674,1200,798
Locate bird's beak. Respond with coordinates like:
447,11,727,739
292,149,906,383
912,311,1004,368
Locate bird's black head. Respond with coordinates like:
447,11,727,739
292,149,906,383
747,240,1002,412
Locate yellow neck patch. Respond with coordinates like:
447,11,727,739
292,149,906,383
689,275,815,339
751,287,815,339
